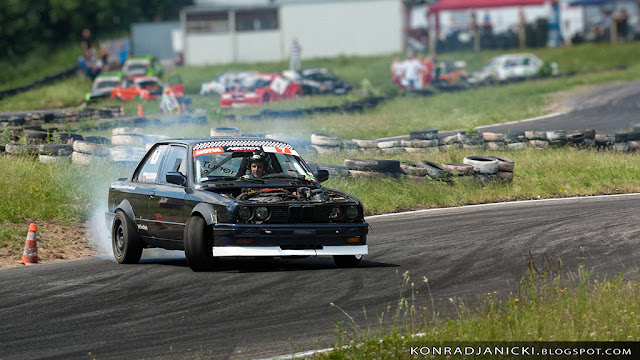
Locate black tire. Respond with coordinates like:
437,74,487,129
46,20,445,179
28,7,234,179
334,254,362,268
184,216,215,271
343,159,401,173
419,161,450,180
112,211,143,264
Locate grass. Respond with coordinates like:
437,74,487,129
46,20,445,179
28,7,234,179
314,262,640,359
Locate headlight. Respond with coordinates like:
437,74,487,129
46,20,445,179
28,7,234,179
346,205,359,219
255,206,269,221
238,206,252,220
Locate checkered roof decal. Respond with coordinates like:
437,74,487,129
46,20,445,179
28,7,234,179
192,140,294,150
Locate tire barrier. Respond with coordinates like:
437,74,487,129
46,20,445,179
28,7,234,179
210,126,241,137
0,65,77,101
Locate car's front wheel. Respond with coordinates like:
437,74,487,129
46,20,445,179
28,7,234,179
333,254,362,268
184,216,215,271
112,211,143,264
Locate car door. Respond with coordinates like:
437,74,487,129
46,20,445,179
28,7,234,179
147,145,188,244
130,144,169,238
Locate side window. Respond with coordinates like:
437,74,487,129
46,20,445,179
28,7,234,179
160,145,188,184
134,145,168,183
523,58,530,66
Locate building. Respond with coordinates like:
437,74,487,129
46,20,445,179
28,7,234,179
180,0,404,65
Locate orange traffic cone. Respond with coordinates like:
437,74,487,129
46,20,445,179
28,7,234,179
20,223,38,265
137,104,144,117
120,105,125,117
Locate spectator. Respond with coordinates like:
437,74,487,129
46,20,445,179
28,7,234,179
402,53,426,92
391,56,403,86
100,44,110,72
81,28,93,53
615,9,629,41
77,49,101,80
422,54,434,87
290,38,302,71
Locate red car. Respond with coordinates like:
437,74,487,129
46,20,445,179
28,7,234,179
111,76,185,102
220,73,302,108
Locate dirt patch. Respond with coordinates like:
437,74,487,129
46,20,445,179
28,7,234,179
0,220,101,269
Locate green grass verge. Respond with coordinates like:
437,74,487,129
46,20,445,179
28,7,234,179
315,265,639,359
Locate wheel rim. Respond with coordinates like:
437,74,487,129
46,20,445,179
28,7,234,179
114,222,124,256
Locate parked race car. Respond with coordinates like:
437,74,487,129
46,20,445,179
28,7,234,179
122,55,163,78
434,61,470,88
105,138,368,271
219,73,303,108
111,76,184,102
85,72,124,102
468,53,557,85
282,68,352,95
200,71,258,96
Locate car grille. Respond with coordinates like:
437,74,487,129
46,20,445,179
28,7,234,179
266,205,332,223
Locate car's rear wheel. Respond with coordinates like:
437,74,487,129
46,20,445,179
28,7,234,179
333,254,362,268
112,211,143,264
184,216,215,271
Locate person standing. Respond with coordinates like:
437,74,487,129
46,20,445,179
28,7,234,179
391,56,403,86
402,53,426,92
290,38,302,71
81,28,93,53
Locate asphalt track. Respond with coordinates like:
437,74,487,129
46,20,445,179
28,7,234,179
1,81,640,360
1,194,640,360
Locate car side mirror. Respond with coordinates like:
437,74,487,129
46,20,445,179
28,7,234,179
166,172,187,186
315,169,329,183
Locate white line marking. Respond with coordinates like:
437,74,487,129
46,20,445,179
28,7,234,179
365,193,640,220
475,111,570,130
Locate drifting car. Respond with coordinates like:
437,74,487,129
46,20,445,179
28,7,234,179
200,71,258,96
122,55,163,78
105,138,368,271
282,68,352,95
219,73,303,108
85,72,124,102
469,53,556,85
111,76,184,102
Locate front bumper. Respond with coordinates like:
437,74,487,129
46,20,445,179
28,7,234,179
211,222,368,257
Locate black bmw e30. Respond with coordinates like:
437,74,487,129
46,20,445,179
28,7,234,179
105,138,368,271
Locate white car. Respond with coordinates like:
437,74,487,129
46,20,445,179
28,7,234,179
470,53,557,85
200,71,257,96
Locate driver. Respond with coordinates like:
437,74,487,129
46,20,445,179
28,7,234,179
244,152,266,179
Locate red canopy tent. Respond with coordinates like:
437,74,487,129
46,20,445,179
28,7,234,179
425,0,549,52
428,0,547,14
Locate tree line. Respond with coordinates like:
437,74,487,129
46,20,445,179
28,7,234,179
1,0,193,63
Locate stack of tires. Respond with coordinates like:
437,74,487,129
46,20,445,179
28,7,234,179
402,129,439,153
352,139,379,153
485,155,516,181
39,143,73,164
71,136,111,165
110,127,146,166
505,131,526,150
483,132,506,151
525,131,549,148
344,158,401,178
463,156,500,182
4,143,38,157
546,130,567,147
144,135,171,151
440,162,474,181
376,138,403,155
439,133,462,151
457,132,485,150
210,126,241,137
311,133,343,155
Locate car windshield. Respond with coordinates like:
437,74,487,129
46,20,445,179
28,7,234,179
125,63,149,75
137,80,161,89
94,80,120,90
307,72,337,81
192,143,315,183
239,76,271,91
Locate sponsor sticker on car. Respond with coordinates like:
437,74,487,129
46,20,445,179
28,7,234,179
193,147,225,157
